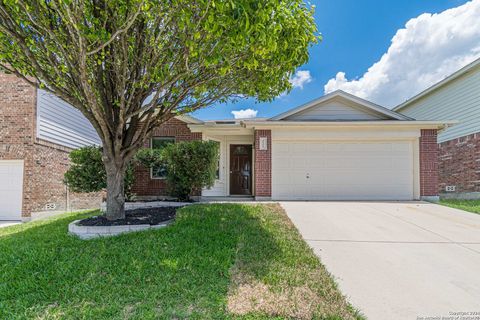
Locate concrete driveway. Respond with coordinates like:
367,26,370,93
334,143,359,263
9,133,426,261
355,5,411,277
281,201,480,320
0,221,20,229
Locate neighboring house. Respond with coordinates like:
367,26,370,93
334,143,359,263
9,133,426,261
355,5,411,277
0,73,103,221
133,90,451,202
394,57,480,199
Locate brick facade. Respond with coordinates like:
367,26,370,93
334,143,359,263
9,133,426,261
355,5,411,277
438,132,480,195
131,117,202,199
0,73,102,219
419,129,439,197
253,130,271,198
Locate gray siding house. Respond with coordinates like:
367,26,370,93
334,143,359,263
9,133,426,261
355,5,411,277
394,57,480,198
0,73,102,221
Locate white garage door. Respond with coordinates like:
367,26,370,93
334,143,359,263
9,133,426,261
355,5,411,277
0,160,24,220
272,141,414,200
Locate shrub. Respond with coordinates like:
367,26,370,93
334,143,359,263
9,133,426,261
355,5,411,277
163,140,219,200
64,146,106,193
64,146,135,200
134,148,164,169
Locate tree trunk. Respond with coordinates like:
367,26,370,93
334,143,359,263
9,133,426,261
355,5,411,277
104,159,126,220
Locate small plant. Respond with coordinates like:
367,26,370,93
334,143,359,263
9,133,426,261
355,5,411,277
64,146,135,201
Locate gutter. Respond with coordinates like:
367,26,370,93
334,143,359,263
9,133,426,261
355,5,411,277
241,120,458,130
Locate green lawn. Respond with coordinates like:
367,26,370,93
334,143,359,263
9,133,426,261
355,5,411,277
0,204,361,320
440,199,480,215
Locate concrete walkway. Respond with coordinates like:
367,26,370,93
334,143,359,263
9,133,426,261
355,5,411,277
281,201,480,320
0,221,20,229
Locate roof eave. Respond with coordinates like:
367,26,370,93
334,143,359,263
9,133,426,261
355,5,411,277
394,57,480,111
242,120,457,130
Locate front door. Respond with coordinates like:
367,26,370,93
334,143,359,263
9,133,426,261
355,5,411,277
230,145,252,195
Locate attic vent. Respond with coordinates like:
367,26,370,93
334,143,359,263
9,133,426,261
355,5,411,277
215,121,236,124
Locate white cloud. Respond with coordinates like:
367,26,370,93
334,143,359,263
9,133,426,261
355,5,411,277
290,70,312,89
231,108,258,119
324,0,480,108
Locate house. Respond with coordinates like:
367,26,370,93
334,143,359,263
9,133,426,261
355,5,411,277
0,73,103,221
1,73,452,221
394,57,480,199
132,90,452,202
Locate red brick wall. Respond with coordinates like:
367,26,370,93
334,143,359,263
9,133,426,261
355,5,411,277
419,129,439,197
30,140,103,213
438,132,480,194
254,130,271,197
131,117,202,198
0,73,102,217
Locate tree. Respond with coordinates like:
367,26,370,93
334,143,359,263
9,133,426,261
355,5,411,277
0,0,318,220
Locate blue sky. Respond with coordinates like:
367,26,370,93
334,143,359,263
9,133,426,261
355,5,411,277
192,0,479,120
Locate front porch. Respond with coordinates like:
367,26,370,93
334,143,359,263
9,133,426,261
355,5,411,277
188,121,272,200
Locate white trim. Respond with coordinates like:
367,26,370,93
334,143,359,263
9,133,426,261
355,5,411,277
242,120,457,130
0,159,24,164
394,57,480,111
207,137,222,182
188,123,253,135
175,114,203,124
413,138,420,200
270,90,412,121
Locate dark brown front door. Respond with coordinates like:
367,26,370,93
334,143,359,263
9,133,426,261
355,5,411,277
230,144,252,195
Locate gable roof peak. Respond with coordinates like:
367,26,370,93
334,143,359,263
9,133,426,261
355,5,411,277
270,91,412,121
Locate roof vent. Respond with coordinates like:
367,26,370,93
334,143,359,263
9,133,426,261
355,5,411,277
215,121,236,124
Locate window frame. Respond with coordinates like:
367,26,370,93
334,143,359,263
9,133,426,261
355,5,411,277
150,136,175,180
209,139,222,181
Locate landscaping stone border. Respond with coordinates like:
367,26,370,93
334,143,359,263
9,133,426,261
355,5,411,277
68,219,173,240
100,201,189,212
71,201,191,239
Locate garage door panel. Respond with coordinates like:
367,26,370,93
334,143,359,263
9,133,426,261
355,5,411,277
272,141,414,200
275,172,308,185
0,161,24,220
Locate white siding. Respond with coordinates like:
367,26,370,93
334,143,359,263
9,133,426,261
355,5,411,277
37,89,101,148
399,65,480,142
284,98,388,121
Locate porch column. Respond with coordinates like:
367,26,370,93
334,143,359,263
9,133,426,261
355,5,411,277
420,129,439,202
254,129,272,199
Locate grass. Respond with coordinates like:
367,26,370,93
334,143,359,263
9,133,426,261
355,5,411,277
440,199,480,215
0,204,362,320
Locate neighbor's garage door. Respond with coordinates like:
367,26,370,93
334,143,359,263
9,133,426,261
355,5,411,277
0,160,24,220
272,141,414,200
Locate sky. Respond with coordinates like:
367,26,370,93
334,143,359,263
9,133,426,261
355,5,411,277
192,0,480,120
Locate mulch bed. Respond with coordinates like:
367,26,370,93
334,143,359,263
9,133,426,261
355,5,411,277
78,206,179,226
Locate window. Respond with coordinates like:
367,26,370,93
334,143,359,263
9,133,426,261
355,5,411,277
151,137,175,179
211,140,220,180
